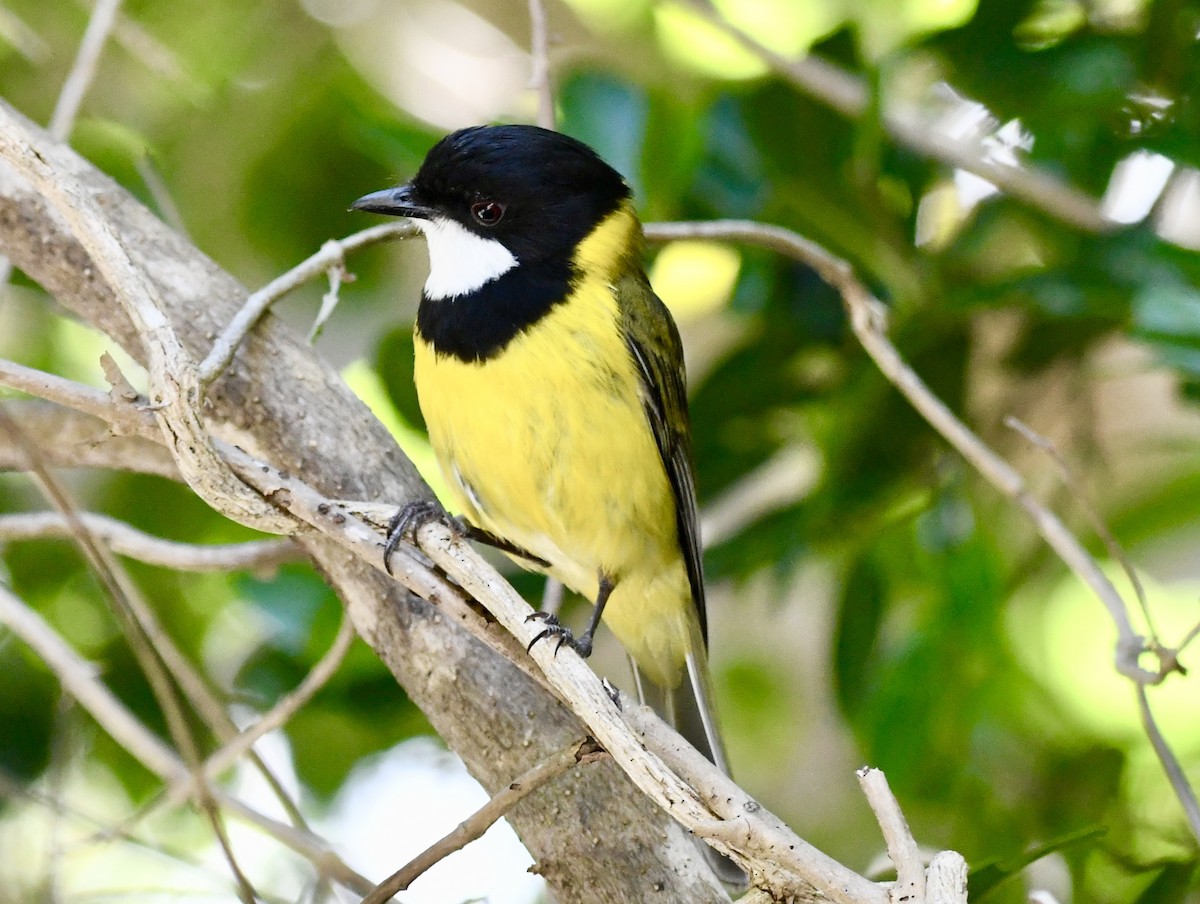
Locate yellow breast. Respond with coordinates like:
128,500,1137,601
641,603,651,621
412,219,694,685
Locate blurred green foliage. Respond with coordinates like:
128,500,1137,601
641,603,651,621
2,0,1200,901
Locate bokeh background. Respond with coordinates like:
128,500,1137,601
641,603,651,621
2,0,1200,901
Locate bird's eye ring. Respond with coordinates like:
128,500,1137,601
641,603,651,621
470,200,506,227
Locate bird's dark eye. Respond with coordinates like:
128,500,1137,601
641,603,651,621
470,200,506,227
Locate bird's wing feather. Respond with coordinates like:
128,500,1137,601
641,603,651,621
616,272,707,645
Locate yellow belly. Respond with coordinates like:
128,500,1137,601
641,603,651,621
414,280,693,687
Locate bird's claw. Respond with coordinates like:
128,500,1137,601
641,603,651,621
383,499,459,575
525,612,593,658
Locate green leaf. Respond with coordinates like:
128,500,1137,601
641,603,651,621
1131,861,1197,904
969,825,1108,900
833,552,885,716
375,326,425,433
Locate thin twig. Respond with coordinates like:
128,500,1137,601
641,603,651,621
161,611,356,810
856,768,926,902
0,582,374,895
49,0,124,141
198,223,414,387
75,0,193,91
0,109,293,536
361,738,602,904
0,765,274,897
0,397,308,834
0,409,261,903
528,0,555,130
208,805,262,904
0,511,300,572
1004,416,1159,645
685,0,1111,234
1136,685,1200,844
0,357,159,441
645,219,1155,685
135,153,190,237
1177,619,1200,658
0,582,182,778
926,851,969,904
0,6,50,63
307,258,348,344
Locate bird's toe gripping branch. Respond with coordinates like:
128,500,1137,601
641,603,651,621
525,611,595,658
383,499,457,574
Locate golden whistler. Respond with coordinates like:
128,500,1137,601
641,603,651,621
353,125,741,882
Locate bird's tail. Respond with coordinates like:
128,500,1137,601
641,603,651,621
633,623,745,887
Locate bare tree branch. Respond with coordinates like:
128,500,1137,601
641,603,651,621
0,400,177,479
528,0,555,131
1005,415,1160,645
0,582,183,778
857,768,925,902
0,357,159,440
0,6,49,63
362,739,602,904
645,219,1154,684
1136,686,1200,844
0,582,374,895
161,611,357,811
0,407,264,901
0,510,299,571
49,0,123,141
199,223,414,388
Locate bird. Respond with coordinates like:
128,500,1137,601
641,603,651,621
352,125,742,882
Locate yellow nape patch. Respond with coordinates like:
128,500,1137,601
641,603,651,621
573,202,639,278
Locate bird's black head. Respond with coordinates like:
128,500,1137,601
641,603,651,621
353,125,631,266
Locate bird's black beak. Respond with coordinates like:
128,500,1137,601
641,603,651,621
350,183,434,219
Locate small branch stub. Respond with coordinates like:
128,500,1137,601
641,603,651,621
925,851,968,904
857,767,928,904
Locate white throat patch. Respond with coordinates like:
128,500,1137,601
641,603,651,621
415,217,518,300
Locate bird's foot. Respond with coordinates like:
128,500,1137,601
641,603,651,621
383,500,462,574
525,612,593,658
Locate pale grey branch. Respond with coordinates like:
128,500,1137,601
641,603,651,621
528,0,555,130
361,739,598,904
645,220,1153,684
49,0,123,141
0,582,374,895
199,223,414,387
0,511,299,571
857,768,926,903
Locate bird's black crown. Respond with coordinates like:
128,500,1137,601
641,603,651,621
408,125,632,264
